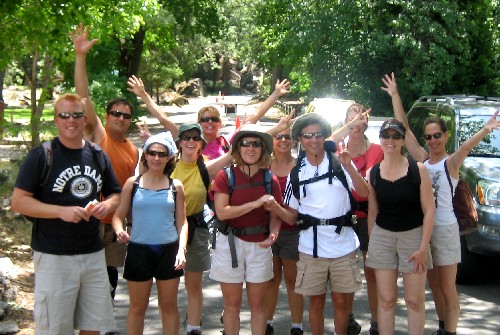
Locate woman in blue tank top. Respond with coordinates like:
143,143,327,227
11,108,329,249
112,132,188,335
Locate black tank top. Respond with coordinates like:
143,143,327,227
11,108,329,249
374,164,424,232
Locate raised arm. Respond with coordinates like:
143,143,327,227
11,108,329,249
246,79,291,124
329,109,370,142
447,110,500,178
338,148,369,197
266,108,296,136
205,151,233,181
127,75,179,139
381,72,428,162
69,23,104,143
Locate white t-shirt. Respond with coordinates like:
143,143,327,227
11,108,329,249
424,157,458,226
285,153,360,258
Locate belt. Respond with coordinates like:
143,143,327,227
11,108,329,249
218,221,269,268
297,212,353,234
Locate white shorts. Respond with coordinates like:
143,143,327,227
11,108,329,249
33,250,115,334
430,224,461,266
209,233,273,283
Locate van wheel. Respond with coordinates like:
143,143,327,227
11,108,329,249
456,235,482,284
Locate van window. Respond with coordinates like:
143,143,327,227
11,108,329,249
459,115,500,157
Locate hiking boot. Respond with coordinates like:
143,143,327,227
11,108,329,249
346,318,361,335
265,324,274,335
369,326,379,335
290,327,304,335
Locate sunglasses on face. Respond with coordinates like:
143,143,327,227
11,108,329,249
380,132,404,140
300,132,324,139
275,134,292,141
180,135,203,142
107,110,132,119
146,150,169,158
57,111,85,119
239,140,263,148
423,132,443,141
200,116,220,123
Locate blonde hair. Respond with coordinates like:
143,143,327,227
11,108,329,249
197,106,221,122
54,93,87,115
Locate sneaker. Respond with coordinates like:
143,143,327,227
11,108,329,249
369,326,379,335
346,318,361,335
265,324,274,335
432,330,445,335
187,330,202,335
290,327,304,335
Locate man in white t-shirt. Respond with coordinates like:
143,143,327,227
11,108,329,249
272,113,369,335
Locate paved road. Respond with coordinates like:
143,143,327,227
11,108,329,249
110,97,500,335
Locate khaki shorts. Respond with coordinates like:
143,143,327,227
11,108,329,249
186,227,211,272
271,229,300,261
33,250,115,334
99,223,127,268
295,251,362,295
366,224,432,273
430,224,461,266
209,233,273,284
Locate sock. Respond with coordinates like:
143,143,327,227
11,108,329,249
186,324,200,332
439,320,445,330
291,323,303,330
267,320,273,326
444,332,456,335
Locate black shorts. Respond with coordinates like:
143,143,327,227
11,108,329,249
123,241,184,281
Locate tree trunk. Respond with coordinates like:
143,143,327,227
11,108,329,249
0,69,5,139
119,25,146,79
270,66,283,95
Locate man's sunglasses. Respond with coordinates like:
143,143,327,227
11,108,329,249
380,132,404,140
200,116,220,123
180,135,203,142
300,132,324,139
275,134,292,140
107,110,132,119
57,112,85,119
423,132,443,141
239,140,263,148
146,150,169,158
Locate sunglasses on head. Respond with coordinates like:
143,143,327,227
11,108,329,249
146,150,169,158
200,116,220,123
57,111,85,119
380,132,404,140
239,140,263,148
107,110,132,119
180,135,203,142
275,134,292,140
423,132,443,141
300,132,324,139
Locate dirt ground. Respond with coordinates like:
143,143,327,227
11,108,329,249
0,213,34,334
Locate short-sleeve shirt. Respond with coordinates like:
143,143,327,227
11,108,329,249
171,160,206,216
15,138,121,255
284,153,359,258
99,132,138,224
212,166,283,243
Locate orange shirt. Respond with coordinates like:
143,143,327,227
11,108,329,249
100,133,138,224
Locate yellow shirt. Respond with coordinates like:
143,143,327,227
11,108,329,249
172,160,207,216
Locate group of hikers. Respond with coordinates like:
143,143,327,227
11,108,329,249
10,24,500,335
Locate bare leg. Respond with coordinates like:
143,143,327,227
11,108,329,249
247,281,269,335
282,258,304,324
221,282,243,335
428,268,445,324
362,250,378,323
375,269,398,335
402,271,427,335
332,292,350,335
127,279,153,335
185,271,204,327
265,255,282,322
309,294,326,335
436,264,460,333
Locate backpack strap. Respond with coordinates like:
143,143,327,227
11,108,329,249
217,135,231,153
39,140,54,188
408,157,421,190
443,158,455,195
224,165,273,196
196,155,210,191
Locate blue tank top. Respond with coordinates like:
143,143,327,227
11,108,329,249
130,186,178,245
